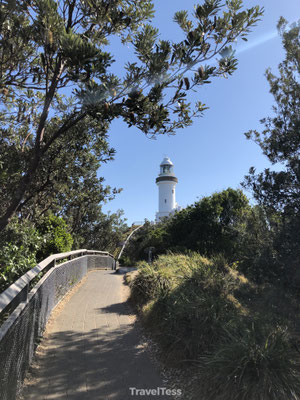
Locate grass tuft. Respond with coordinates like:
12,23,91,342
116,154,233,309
129,253,300,399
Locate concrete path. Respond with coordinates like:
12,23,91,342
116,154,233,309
21,270,172,400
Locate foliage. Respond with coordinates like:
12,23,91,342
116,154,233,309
36,214,73,260
198,324,300,400
122,220,170,264
130,253,246,357
243,19,300,285
244,18,300,212
124,188,293,285
0,0,263,230
124,188,252,263
233,205,280,283
0,218,42,292
74,209,128,257
166,188,250,258
0,116,117,223
0,208,127,292
129,252,194,304
129,253,300,399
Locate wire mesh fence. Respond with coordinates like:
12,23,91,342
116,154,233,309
0,252,115,400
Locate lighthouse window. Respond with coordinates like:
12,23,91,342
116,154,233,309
162,165,171,173
165,199,167,203
172,189,174,194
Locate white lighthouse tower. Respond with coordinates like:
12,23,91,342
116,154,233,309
155,157,179,222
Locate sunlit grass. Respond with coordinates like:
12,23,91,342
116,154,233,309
129,253,300,399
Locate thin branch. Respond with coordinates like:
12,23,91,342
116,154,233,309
42,110,87,155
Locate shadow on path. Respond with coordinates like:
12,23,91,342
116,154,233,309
20,271,176,400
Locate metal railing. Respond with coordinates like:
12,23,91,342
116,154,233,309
0,249,114,320
0,249,116,400
117,224,144,263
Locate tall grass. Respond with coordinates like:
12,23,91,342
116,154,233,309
128,253,300,399
198,324,300,400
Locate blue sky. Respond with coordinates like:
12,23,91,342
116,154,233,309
100,0,300,225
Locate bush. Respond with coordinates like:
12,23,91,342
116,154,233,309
119,255,132,266
198,324,300,400
36,214,73,260
130,253,246,359
129,253,300,398
0,219,42,292
123,189,256,265
129,257,176,306
0,214,73,293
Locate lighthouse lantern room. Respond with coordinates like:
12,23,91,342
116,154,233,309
155,157,179,222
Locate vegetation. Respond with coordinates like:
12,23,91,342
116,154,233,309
36,214,73,260
128,253,300,400
1,5,299,398
0,219,41,292
243,18,300,287
123,188,278,283
125,20,300,400
0,0,263,231
0,1,264,291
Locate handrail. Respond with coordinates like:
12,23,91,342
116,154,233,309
0,249,114,315
117,224,144,262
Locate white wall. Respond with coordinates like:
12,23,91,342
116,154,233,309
157,181,176,219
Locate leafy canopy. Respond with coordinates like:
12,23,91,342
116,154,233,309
0,0,263,231
243,18,300,284
244,18,300,214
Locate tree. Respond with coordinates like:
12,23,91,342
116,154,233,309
80,210,128,257
243,19,300,283
244,18,300,212
36,213,73,260
0,214,73,292
124,188,251,263
166,188,250,258
0,115,116,221
0,0,263,231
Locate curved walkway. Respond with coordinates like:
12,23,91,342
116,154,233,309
20,270,171,400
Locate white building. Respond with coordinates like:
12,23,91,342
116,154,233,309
155,157,180,222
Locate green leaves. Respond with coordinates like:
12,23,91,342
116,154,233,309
36,214,73,260
0,0,264,232
174,10,192,33
242,20,300,287
195,0,222,20
134,24,159,62
244,19,300,206
0,218,42,292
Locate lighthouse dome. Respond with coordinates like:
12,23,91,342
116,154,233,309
160,157,173,167
157,156,177,181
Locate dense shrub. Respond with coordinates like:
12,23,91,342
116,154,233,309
130,253,248,358
130,253,195,305
124,189,252,262
166,188,250,258
36,214,73,260
0,219,42,292
0,214,73,293
124,189,288,285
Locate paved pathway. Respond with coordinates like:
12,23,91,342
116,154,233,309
21,270,172,400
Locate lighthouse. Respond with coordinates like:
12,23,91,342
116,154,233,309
155,157,179,222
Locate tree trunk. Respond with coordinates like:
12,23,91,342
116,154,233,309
0,60,67,232
0,169,35,231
